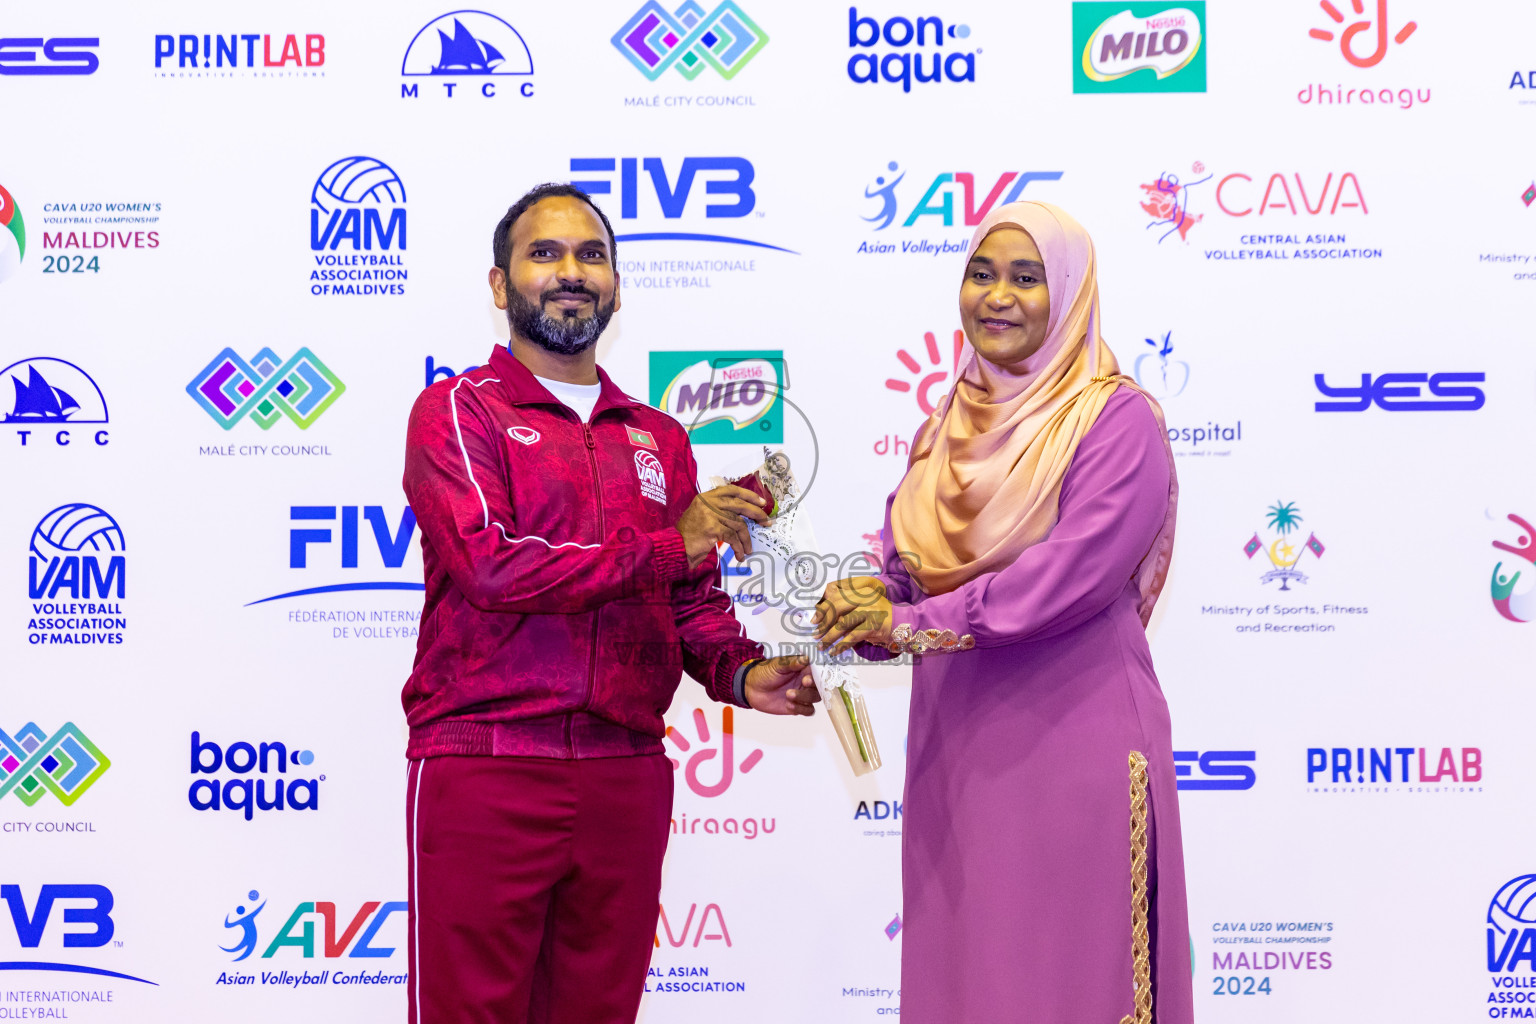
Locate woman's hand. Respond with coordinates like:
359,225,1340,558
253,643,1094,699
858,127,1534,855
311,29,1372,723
813,576,893,656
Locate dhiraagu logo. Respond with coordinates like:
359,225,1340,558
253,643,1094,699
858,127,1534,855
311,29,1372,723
1072,2,1205,93
649,350,783,443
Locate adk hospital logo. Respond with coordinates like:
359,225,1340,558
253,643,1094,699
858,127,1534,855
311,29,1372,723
217,890,408,988
308,156,407,297
401,11,534,100
25,504,127,647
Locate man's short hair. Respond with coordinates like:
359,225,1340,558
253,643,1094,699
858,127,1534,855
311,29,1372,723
492,183,617,275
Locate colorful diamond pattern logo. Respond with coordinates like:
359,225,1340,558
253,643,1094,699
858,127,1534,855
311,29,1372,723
0,723,110,806
186,347,345,430
613,1,767,81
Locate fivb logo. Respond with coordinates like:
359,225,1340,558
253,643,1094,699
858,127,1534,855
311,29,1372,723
569,157,795,253
309,156,408,297
613,1,767,81
189,733,320,820
649,350,784,443
861,162,1063,235
0,723,110,807
222,890,407,961
186,348,345,430
247,505,422,606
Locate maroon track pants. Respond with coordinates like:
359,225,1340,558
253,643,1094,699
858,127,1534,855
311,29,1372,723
406,754,672,1024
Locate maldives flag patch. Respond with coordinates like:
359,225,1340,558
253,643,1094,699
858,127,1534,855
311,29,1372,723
626,426,658,450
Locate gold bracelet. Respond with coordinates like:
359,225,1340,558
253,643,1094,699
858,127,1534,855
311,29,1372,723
886,623,975,655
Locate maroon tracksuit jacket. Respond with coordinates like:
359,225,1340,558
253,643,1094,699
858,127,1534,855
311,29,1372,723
401,345,761,760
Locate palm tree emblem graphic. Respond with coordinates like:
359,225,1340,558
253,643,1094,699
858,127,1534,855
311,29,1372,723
1244,501,1325,591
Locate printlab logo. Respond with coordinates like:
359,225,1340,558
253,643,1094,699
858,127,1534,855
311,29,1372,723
884,329,964,416
1243,502,1324,591
1174,750,1255,790
1313,371,1484,412
247,505,422,607
0,182,24,282
665,707,762,798
219,890,408,963
846,8,976,91
186,349,345,430
153,32,324,76
2,358,110,448
0,37,99,76
614,2,767,81
1489,876,1536,976
0,723,109,806
400,11,534,100
649,350,784,443
861,162,1063,246
1491,512,1534,624
190,734,320,820
1307,745,1481,789
308,156,408,297
0,884,155,986
1072,2,1205,93
26,504,127,647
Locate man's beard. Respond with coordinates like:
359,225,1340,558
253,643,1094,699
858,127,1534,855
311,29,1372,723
506,286,616,356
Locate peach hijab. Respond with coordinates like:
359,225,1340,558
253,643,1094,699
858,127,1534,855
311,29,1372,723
889,201,1177,625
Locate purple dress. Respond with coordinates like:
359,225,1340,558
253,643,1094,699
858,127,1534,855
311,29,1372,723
868,389,1194,1024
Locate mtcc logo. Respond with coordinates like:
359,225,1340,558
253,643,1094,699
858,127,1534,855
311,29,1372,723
222,890,408,961
1309,0,1416,68
0,182,24,282
1242,501,1324,591
665,707,762,798
401,11,534,99
0,723,110,806
1073,2,1206,93
2,357,110,447
613,1,767,81
1491,512,1535,624
186,348,345,430
309,156,408,297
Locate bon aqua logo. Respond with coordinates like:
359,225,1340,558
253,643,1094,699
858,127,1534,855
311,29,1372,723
1491,512,1535,624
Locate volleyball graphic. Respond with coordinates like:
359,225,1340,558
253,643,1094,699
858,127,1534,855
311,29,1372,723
310,157,406,215
0,183,25,284
1489,875,1536,935
30,504,126,564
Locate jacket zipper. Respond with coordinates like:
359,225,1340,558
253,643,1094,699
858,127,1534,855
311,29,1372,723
576,419,606,754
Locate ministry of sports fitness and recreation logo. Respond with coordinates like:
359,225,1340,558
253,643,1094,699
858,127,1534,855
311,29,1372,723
613,1,767,81
1243,502,1324,591
859,162,1062,255
2,358,110,449
1491,512,1534,624
0,182,24,283
1071,2,1205,93
25,503,127,647
308,156,408,297
400,11,534,100
1298,0,1429,110
0,723,109,807
650,350,784,443
186,349,345,431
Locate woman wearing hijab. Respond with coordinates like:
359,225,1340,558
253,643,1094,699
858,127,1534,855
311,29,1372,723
814,202,1192,1023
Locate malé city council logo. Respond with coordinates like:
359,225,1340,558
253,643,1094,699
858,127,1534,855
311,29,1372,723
186,348,345,430
1491,512,1534,624
1243,501,1325,590
0,723,110,806
1072,2,1205,93
0,182,25,283
613,1,768,81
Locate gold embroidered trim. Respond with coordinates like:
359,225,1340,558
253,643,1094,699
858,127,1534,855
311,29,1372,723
1119,751,1153,1024
884,623,975,655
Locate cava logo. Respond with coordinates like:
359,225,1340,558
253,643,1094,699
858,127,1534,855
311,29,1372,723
0,182,24,282
189,733,320,820
1242,501,1324,591
26,504,127,647
400,11,534,100
1073,2,1205,93
650,350,783,442
2,358,110,448
1491,512,1535,624
0,723,109,806
186,348,345,430
655,901,732,948
308,156,408,297
614,1,767,81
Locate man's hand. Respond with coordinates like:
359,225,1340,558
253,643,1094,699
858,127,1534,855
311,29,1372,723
813,576,894,656
675,484,769,568
743,655,819,716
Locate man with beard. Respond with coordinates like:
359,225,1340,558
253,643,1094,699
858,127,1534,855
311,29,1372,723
400,183,816,1023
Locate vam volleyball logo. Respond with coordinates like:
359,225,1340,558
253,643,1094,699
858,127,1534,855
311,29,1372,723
1488,876,1536,981
26,503,128,647
1072,2,1206,93
308,156,408,297
0,183,25,283
1491,512,1535,624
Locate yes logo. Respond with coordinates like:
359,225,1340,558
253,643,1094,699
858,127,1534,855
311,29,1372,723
1313,372,1484,411
1174,750,1255,790
665,707,762,798
1073,2,1205,93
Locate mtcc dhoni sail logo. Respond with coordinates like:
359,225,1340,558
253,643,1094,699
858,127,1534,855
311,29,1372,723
186,348,345,430
0,723,110,807
401,11,534,99
613,1,767,81
2,358,110,448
